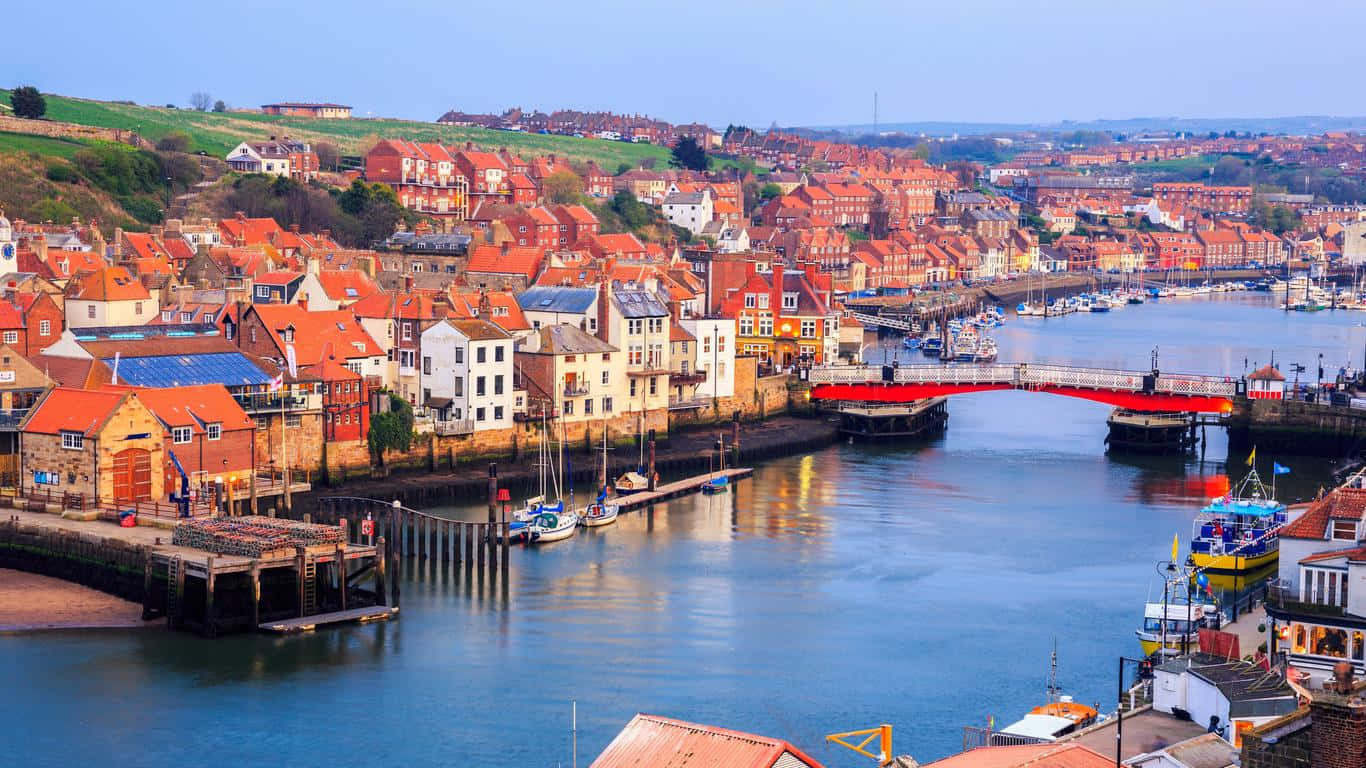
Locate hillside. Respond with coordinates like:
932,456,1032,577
0,151,145,230
0,89,673,169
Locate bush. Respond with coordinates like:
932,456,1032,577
155,132,191,153
119,195,164,224
10,86,45,119
368,394,414,465
30,198,78,223
45,163,79,183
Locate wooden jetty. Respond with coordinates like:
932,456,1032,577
583,467,753,515
260,605,398,634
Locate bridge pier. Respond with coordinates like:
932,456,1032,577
1104,408,1198,454
835,398,949,441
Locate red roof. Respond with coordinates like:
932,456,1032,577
255,271,303,286
314,269,379,303
590,714,823,768
1301,546,1366,564
68,266,150,302
0,293,40,330
1249,364,1285,382
23,387,129,436
350,291,449,320
466,244,545,280
1283,486,1366,540
131,384,254,433
248,304,384,364
219,216,284,246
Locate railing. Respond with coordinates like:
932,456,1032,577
563,383,590,397
232,391,322,412
809,363,1238,397
14,486,215,519
1268,580,1345,619
432,419,476,436
670,369,708,385
0,408,29,429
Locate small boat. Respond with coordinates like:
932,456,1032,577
1136,586,1220,658
921,337,944,357
528,511,578,543
1189,468,1287,575
1088,296,1110,312
988,645,1099,746
701,475,729,495
615,471,649,494
974,337,998,362
903,335,923,350
582,501,619,527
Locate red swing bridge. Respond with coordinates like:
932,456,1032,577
808,363,1238,414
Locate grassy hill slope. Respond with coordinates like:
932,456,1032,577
0,89,673,168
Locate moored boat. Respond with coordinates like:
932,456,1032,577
922,337,944,357
1136,587,1220,658
1189,468,1287,575
988,645,1100,745
528,511,579,543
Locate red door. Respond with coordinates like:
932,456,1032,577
112,448,152,503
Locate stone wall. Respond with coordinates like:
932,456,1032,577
0,115,135,145
1236,398,1366,455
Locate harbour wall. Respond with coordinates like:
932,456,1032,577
1232,398,1366,456
0,518,156,608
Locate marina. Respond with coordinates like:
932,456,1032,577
5,292,1366,766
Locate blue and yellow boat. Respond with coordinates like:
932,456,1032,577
1189,469,1286,575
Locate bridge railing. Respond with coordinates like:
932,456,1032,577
810,363,1237,396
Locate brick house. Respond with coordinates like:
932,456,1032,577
133,384,256,497
551,204,600,247
20,387,164,504
506,207,561,249
298,355,370,442
364,139,469,220
0,290,62,355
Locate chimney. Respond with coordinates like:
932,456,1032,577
290,224,300,233
770,259,784,316
112,227,125,258
299,291,309,312
1309,662,1366,768
465,142,473,151
596,280,611,343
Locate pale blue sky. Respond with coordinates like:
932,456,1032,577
8,0,1365,127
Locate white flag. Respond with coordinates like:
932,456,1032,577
285,343,298,379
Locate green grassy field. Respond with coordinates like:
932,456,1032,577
0,131,89,159
0,89,675,168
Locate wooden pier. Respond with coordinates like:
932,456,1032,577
587,467,753,514
260,605,398,634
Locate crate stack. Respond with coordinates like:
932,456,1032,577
173,516,345,557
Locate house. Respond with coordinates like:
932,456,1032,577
20,387,164,504
465,243,546,291
679,317,736,401
1247,365,1285,400
551,204,600,247
364,139,469,219
597,282,670,415
1238,666,1365,768
350,290,451,402
260,102,352,119
661,190,714,236
719,261,839,366
1269,477,1366,687
64,266,157,328
300,269,380,311
224,137,319,181
590,714,824,768
515,324,623,425
1152,652,1297,744
235,303,386,380
298,355,370,443
250,271,305,304
0,345,54,481
419,318,515,430
0,290,62,355
133,384,256,498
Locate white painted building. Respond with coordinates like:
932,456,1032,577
661,190,714,236
420,317,516,431
679,317,736,400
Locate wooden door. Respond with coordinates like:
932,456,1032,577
112,448,152,503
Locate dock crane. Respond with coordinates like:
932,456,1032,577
167,450,191,518
825,724,894,766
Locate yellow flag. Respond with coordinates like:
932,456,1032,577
1246,447,1256,467
1171,532,1179,562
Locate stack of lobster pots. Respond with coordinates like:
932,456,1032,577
173,516,345,558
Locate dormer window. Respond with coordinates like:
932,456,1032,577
1332,519,1358,541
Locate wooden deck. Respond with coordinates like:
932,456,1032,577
575,467,753,516
259,605,398,634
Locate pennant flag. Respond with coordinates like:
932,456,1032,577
268,373,283,392
1273,462,1291,475
1246,447,1256,467
1171,532,1179,562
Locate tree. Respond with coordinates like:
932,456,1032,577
610,190,652,231
212,100,227,113
759,183,782,201
10,86,45,119
189,91,212,112
314,141,340,171
367,393,415,467
615,162,632,176
543,169,584,204
155,132,190,153
669,136,708,172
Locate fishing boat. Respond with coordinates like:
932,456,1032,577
528,510,578,543
903,335,923,350
1088,295,1110,312
1189,468,1287,575
952,327,981,361
1135,586,1220,658
989,644,1099,746
921,337,944,357
974,337,998,362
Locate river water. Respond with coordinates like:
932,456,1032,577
7,293,1366,767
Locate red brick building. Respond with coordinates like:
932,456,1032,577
1153,182,1253,214
364,139,469,219
134,384,256,496
300,356,370,442
0,291,63,356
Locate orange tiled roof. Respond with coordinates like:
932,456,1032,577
23,387,128,436
132,384,254,432
68,266,150,302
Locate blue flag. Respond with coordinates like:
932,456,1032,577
1273,462,1291,475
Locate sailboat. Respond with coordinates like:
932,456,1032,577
702,435,730,495
529,401,579,543
510,410,565,541
582,419,620,527
615,411,650,493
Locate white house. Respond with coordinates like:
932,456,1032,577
680,317,736,401
226,141,293,177
1247,365,1285,400
1152,653,1297,743
420,317,515,431
661,190,714,236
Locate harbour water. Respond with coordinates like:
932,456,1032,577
6,293,1366,767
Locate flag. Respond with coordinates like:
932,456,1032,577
1246,447,1256,467
987,715,994,731
1274,462,1291,475
269,373,283,392
1171,532,1179,562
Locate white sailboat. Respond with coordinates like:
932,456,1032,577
583,417,619,527
528,393,578,543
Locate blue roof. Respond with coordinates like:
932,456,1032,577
516,286,597,314
103,352,273,388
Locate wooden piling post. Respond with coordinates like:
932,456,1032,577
172,557,185,630
487,463,498,525
140,550,154,620
501,522,509,578
375,536,388,607
731,412,741,466
337,543,348,611
465,522,474,564
250,562,261,628
477,523,486,568
296,547,307,618
455,520,463,564
647,434,657,491
204,557,216,638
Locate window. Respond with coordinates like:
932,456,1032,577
172,426,192,444
648,317,663,334
494,406,504,420
601,370,610,385
476,346,486,364
1310,626,1349,658
584,398,594,415
649,377,658,396
87,304,96,319
206,423,221,441
256,286,269,298
703,336,711,353
402,323,412,341
628,319,643,335
718,335,726,352
455,347,464,364
628,345,643,365
286,414,301,428
757,294,769,309
399,349,415,370
495,345,504,362
649,343,663,367
61,431,83,450
603,397,613,412
1,331,15,345
476,376,486,396
38,320,50,336
782,293,798,310
476,407,486,421
739,317,753,335
563,400,574,415
453,377,463,396
162,310,174,322
1332,519,1358,541
630,379,638,397
744,294,756,308
423,356,432,375
494,375,504,395
758,318,773,336
801,320,817,338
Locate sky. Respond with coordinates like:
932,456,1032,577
8,0,1366,129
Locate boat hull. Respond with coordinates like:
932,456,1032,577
1189,548,1278,575
531,524,577,542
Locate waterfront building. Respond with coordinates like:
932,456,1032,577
514,323,624,426
597,281,671,416
419,317,515,430
1151,652,1297,745
20,387,164,504
1238,666,1366,768
719,260,838,367
517,285,599,334
133,384,257,496
1268,479,1366,688
1247,365,1285,400
678,316,736,402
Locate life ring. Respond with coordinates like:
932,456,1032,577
361,519,374,536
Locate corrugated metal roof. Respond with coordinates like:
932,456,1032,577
590,714,823,768
101,352,273,388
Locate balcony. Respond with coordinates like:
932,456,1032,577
564,382,590,397
401,175,466,189
0,409,30,431
1268,582,1346,619
670,369,707,385
432,419,476,436
232,391,321,413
